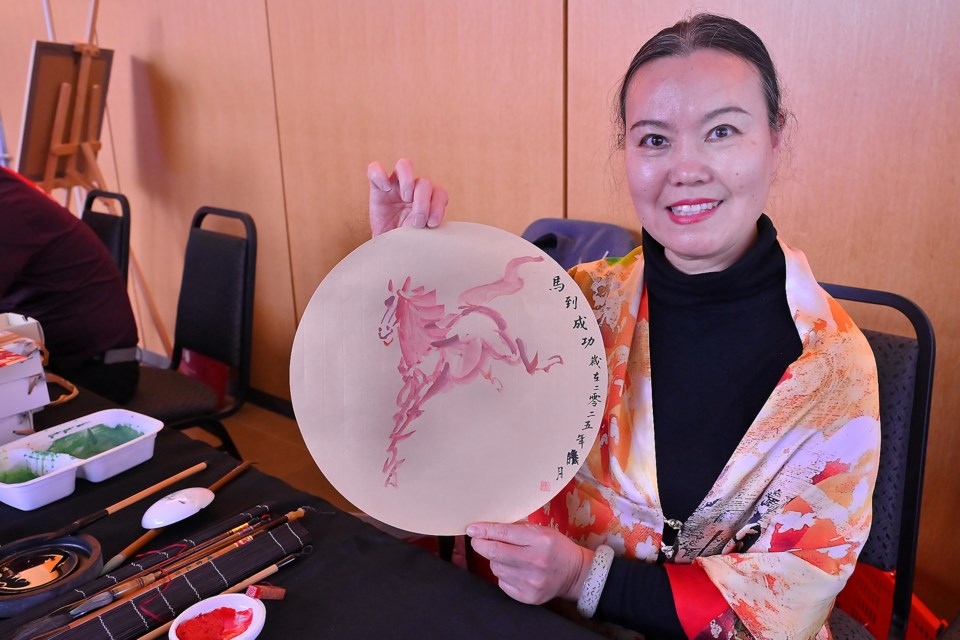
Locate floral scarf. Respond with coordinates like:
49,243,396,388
529,240,880,639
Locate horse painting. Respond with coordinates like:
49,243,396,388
377,255,564,487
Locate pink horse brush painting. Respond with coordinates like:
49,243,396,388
377,256,564,487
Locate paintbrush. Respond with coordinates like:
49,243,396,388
67,516,265,618
44,516,310,640
1,462,208,549
100,461,253,575
36,509,306,640
11,512,262,640
134,552,305,640
18,515,263,637
67,510,270,626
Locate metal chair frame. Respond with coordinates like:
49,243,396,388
820,283,936,640
170,206,257,457
126,206,257,459
82,189,131,283
171,206,257,421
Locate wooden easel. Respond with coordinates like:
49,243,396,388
40,0,104,196
36,0,173,356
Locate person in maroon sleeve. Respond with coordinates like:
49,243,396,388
366,13,880,640
0,166,140,404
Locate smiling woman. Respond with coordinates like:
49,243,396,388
622,49,781,274
614,11,785,279
365,13,880,640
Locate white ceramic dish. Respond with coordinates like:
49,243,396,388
0,409,163,510
168,593,266,640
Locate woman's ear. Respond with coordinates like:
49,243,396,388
770,117,784,173
772,114,785,150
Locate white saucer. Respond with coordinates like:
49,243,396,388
168,593,266,640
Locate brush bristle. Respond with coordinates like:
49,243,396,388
69,591,114,617
11,612,72,640
10,588,114,639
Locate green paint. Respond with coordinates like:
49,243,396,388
0,464,40,484
26,450,62,474
47,423,141,459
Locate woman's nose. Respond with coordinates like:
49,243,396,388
667,147,711,186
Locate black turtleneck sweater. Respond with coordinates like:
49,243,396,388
594,215,803,637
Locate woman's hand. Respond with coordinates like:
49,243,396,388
467,522,593,605
368,158,448,236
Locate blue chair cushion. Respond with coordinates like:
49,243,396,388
521,218,638,270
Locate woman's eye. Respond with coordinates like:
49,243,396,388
708,125,737,140
639,134,668,148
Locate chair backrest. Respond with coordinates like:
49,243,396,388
820,283,936,639
171,206,257,418
521,218,638,269
82,190,131,283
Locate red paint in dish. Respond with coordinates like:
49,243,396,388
176,606,254,640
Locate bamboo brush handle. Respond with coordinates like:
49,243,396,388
106,462,208,514
60,509,303,633
101,462,251,576
208,461,252,492
53,462,209,539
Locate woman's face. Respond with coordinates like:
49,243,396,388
623,48,781,274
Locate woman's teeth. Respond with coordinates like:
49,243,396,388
669,201,720,215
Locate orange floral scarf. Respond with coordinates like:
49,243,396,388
530,240,880,639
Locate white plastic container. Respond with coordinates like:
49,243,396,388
0,409,163,510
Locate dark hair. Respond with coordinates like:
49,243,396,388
616,14,784,148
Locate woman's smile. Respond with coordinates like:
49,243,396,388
666,198,723,224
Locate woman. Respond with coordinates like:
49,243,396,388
368,14,879,640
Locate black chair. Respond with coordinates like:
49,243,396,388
82,190,131,283
820,284,936,640
124,207,257,459
521,218,638,269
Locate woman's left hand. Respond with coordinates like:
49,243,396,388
467,522,593,605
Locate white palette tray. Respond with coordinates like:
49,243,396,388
0,409,163,510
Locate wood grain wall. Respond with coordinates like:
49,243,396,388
264,0,564,320
0,0,956,620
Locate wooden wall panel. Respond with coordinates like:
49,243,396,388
266,0,565,320
567,0,960,618
91,1,294,399
3,0,564,401
0,1,297,398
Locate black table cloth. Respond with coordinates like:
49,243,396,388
1,393,603,639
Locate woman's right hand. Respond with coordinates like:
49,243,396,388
368,158,448,237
